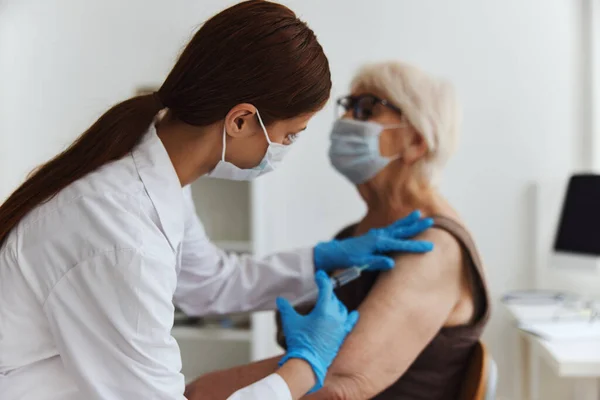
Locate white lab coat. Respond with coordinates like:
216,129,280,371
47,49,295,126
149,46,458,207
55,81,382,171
0,124,317,400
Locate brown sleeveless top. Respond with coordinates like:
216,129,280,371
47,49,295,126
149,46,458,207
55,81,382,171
276,216,491,400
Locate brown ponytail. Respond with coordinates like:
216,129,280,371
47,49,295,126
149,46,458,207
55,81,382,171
0,0,331,247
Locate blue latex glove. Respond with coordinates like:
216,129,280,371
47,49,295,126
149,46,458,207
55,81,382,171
277,271,359,392
314,210,434,272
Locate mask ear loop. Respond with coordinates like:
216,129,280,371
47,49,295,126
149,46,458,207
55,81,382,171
253,109,278,170
255,110,273,145
381,122,407,161
220,124,227,161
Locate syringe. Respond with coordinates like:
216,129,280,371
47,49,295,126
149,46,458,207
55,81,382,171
292,264,370,306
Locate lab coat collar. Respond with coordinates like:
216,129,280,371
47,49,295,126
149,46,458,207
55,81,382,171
132,123,184,252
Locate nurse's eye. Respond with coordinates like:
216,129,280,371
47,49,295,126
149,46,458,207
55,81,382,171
284,133,300,145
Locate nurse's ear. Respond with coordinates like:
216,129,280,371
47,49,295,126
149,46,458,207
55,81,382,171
224,104,260,138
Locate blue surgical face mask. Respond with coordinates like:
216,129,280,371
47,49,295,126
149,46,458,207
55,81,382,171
328,119,403,184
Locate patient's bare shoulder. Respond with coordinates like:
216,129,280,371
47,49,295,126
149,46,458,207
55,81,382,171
394,226,464,279
369,226,465,312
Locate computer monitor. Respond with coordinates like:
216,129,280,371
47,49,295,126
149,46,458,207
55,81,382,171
552,174,600,273
554,174,600,256
534,177,600,297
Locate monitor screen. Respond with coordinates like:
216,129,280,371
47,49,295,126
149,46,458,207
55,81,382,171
554,174,600,256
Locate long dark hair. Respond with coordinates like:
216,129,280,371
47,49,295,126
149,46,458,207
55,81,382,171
0,0,331,247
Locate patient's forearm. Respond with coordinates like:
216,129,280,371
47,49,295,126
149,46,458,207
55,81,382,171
185,356,280,400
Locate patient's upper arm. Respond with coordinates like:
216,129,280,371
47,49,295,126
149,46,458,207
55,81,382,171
312,228,464,399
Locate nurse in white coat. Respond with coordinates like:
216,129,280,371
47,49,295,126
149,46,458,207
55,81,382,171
0,2,434,399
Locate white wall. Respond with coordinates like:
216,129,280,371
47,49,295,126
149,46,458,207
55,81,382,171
588,0,600,170
0,1,585,398
0,0,237,199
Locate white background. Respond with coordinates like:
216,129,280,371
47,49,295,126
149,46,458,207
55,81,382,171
0,1,592,398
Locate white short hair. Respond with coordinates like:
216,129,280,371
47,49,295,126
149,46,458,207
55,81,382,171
351,61,462,184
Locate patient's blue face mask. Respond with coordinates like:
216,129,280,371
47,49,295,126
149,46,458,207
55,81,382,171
328,119,403,184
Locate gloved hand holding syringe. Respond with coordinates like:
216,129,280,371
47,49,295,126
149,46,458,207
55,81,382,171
293,264,370,306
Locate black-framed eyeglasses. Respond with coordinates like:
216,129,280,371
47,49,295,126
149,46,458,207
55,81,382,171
336,94,402,121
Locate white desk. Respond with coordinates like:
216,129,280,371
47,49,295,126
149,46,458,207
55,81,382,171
533,338,600,377
504,303,600,400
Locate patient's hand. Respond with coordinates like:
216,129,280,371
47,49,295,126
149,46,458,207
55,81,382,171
304,228,465,400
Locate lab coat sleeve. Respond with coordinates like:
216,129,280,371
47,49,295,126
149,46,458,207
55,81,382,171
174,187,317,316
226,374,292,400
44,248,185,400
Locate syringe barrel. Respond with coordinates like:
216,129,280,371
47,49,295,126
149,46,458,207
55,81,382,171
331,267,362,288
292,265,367,307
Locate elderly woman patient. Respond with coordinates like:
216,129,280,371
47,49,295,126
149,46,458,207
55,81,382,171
185,61,490,400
